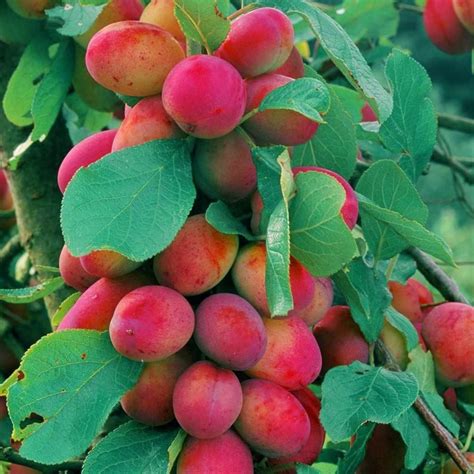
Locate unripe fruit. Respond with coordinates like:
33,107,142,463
454,0,474,33
6,0,54,19
273,46,305,79
177,430,253,474
79,250,141,278
59,245,98,292
243,74,318,146
86,21,185,96
73,46,121,113
293,166,359,229
110,285,194,361
121,347,194,426
235,379,310,457
57,129,117,194
57,272,151,331
173,361,243,439
194,293,267,370
313,306,369,374
154,214,239,296
75,0,143,48
112,96,184,151
215,7,294,78
423,0,473,54
269,387,325,469
162,55,246,138
232,241,333,324
140,0,184,41
246,316,322,390
422,302,474,387
193,132,257,203
379,320,409,370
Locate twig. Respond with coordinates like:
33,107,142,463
438,113,474,135
0,234,21,267
395,2,423,14
407,248,470,304
375,341,473,473
0,447,82,471
432,150,474,185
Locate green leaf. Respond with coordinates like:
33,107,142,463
205,201,255,241
62,139,196,261
423,392,460,437
174,0,230,52
337,423,375,474
0,277,64,304
391,407,430,470
377,253,416,284
290,172,357,276
167,429,187,474
116,94,142,107
357,194,454,265
45,0,106,36
407,346,437,393
333,0,399,41
379,50,437,181
320,361,419,441
83,422,179,474
333,258,391,343
356,160,428,260
292,87,357,180
51,292,81,328
2,32,52,127
330,85,365,123
31,39,75,141
259,78,330,122
8,331,142,464
386,307,419,352
256,0,392,121
265,150,294,317
297,465,321,473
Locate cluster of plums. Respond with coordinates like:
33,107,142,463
424,0,474,54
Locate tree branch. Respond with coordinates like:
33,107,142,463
0,447,82,472
438,113,474,135
407,248,470,304
375,341,473,473
0,43,72,316
431,150,474,185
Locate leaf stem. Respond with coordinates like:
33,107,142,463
385,254,399,281
395,2,423,14
0,234,21,268
235,126,257,149
228,3,256,20
463,421,474,453
239,108,259,125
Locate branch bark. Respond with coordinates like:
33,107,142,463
0,43,71,316
0,447,82,472
438,113,474,135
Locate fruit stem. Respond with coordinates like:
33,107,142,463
462,421,474,453
228,3,256,21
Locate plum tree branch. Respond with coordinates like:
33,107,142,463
375,341,473,473
438,113,474,135
432,150,474,185
0,447,82,472
407,248,470,305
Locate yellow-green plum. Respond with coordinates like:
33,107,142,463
422,302,474,387
246,316,322,390
109,285,195,361
215,7,294,78
121,347,195,426
73,46,122,112
194,293,267,371
177,430,253,474
235,379,310,457
79,250,141,278
112,95,184,151
75,0,143,48
162,55,246,138
140,0,185,41
243,74,318,146
86,21,185,96
173,361,243,439
193,131,257,203
153,214,239,296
